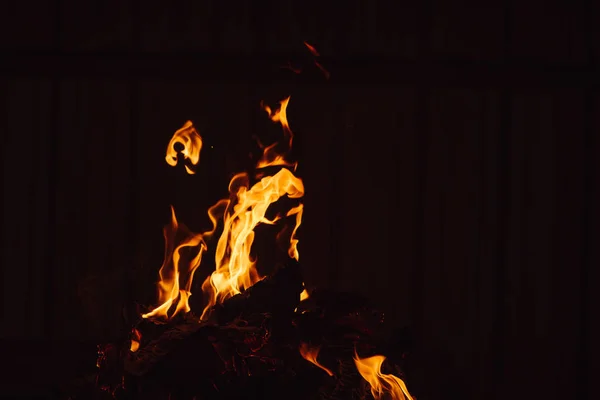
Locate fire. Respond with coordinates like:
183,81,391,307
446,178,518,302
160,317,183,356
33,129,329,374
142,206,206,322
200,167,304,319
300,288,309,301
303,41,320,56
354,352,413,400
299,343,334,377
257,96,296,170
165,120,202,175
129,328,141,352
143,97,304,323
303,41,330,79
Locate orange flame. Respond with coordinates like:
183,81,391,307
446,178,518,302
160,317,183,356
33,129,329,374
257,96,296,170
299,343,334,376
146,96,304,325
142,206,206,322
300,288,309,301
200,168,304,319
354,352,413,400
303,41,330,79
303,41,320,56
130,328,142,352
197,97,304,320
165,120,203,175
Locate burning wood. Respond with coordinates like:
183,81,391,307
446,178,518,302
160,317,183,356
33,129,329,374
64,95,414,400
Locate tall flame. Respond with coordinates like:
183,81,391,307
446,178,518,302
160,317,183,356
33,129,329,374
198,96,304,320
299,342,334,376
354,352,414,400
165,120,202,175
142,206,206,322
145,97,304,324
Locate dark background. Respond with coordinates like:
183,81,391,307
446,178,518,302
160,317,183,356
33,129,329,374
1,0,599,399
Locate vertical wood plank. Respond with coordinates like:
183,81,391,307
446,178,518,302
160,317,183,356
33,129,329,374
0,1,55,50
1,79,52,338
512,0,586,63
54,80,131,341
431,0,505,61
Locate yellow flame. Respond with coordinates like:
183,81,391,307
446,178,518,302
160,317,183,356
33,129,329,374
143,97,304,326
199,97,305,320
354,352,413,400
200,168,304,319
300,288,309,301
299,343,334,376
165,120,203,175
142,206,206,322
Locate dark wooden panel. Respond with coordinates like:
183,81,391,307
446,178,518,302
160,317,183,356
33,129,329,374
137,1,256,53
0,1,55,50
414,89,500,400
53,80,131,341
551,90,587,399
60,0,133,52
330,86,419,328
583,95,600,400
512,0,586,64
134,0,419,58
1,79,53,338
431,0,506,61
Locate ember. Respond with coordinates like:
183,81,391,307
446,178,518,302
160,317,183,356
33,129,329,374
65,94,414,400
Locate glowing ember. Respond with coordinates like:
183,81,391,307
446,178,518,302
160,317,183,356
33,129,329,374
354,352,414,400
165,120,202,175
299,342,334,377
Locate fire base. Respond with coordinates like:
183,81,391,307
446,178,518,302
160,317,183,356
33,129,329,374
65,261,413,400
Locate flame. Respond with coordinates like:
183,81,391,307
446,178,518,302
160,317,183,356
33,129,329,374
315,61,330,80
300,288,309,301
257,96,296,169
299,343,334,376
303,41,320,56
144,96,304,325
303,41,330,79
354,352,413,400
130,328,142,352
165,120,203,175
198,97,305,320
142,206,206,322
200,168,304,319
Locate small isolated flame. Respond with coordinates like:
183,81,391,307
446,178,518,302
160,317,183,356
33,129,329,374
354,352,413,400
303,41,330,79
165,120,202,175
300,288,309,301
299,342,334,377
142,206,206,322
129,328,142,352
303,41,320,56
